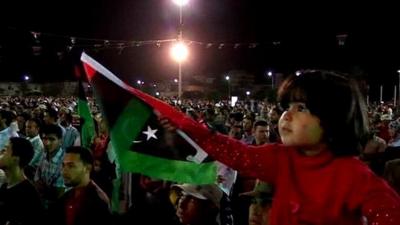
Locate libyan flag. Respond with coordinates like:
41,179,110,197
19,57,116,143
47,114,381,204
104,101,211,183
80,52,216,184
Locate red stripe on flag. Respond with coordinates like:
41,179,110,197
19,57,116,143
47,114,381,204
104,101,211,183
82,62,96,81
74,65,82,79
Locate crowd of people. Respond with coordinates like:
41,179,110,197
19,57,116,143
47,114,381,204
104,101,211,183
0,70,399,224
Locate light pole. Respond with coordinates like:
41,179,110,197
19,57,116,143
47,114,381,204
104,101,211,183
225,75,231,100
172,0,189,100
398,70,400,110
267,71,273,89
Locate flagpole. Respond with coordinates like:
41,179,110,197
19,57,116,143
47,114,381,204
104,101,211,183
380,85,383,103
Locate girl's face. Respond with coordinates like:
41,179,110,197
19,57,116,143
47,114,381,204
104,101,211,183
278,102,324,148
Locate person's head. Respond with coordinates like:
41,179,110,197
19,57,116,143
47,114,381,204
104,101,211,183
172,184,222,225
60,111,73,127
204,107,216,122
43,108,58,125
229,123,243,140
229,112,244,125
268,105,283,124
16,112,30,132
388,120,400,139
241,180,273,225
25,118,41,138
0,137,34,170
253,120,270,145
277,70,369,156
243,117,254,133
62,146,93,187
42,124,63,153
0,110,15,129
32,107,43,119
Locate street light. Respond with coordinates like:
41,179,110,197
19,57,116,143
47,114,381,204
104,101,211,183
225,75,231,100
172,0,189,100
267,71,274,88
23,75,30,81
171,42,188,63
172,0,189,6
246,91,251,96
170,43,188,99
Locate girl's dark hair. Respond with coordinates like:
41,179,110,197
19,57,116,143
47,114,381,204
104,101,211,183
277,70,369,156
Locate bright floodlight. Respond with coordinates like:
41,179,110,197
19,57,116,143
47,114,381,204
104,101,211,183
171,42,189,63
295,71,301,76
267,71,273,77
398,70,400,73
225,76,230,81
24,75,30,81
137,80,142,85
172,0,189,6
174,78,179,83
246,91,251,96
156,92,160,96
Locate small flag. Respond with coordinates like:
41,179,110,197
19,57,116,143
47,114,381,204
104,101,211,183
78,80,96,149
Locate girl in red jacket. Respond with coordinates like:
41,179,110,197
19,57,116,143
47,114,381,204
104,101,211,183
157,70,400,225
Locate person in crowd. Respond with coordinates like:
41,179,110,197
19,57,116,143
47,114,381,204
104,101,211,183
241,116,255,144
383,158,400,194
51,146,112,225
34,124,65,209
240,180,274,225
382,120,400,174
61,112,80,149
0,110,19,150
25,118,44,178
233,119,270,225
387,120,400,148
251,120,270,146
123,174,180,225
160,70,400,224
267,105,282,143
43,108,66,137
171,183,223,225
16,112,30,138
0,137,45,225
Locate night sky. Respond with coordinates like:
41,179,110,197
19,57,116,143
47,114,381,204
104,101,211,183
1,1,399,97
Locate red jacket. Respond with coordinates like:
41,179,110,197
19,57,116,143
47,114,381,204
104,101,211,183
179,118,400,225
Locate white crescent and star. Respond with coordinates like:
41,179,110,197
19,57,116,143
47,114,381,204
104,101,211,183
133,125,158,143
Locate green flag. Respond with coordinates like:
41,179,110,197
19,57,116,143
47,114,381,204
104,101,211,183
78,81,96,149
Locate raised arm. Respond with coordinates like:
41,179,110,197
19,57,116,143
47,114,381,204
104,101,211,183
177,116,281,183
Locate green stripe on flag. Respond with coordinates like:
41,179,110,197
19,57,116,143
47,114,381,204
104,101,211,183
110,98,217,184
78,85,96,149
